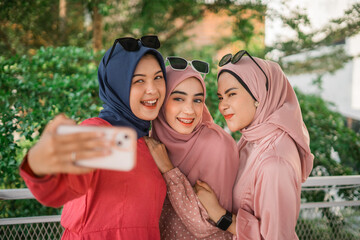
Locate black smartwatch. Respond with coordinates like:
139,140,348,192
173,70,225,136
216,210,232,231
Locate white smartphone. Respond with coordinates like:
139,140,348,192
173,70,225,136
57,125,137,171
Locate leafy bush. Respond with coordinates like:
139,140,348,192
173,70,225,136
296,89,360,176
0,46,104,217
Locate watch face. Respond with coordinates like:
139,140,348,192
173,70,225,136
217,211,232,231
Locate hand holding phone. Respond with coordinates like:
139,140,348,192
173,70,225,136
57,125,137,171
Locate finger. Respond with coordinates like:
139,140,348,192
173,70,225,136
144,136,151,146
195,186,207,197
44,114,76,134
196,180,213,192
144,136,158,147
149,137,160,144
56,138,111,154
145,137,161,145
60,149,111,163
56,131,105,144
194,183,204,193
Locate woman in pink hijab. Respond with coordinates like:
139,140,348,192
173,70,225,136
144,57,239,239
194,50,314,240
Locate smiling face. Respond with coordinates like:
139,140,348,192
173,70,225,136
165,77,204,134
130,54,166,121
217,71,257,132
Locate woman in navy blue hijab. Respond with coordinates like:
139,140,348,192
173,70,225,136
98,36,167,138
20,36,169,239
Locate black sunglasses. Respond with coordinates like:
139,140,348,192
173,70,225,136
105,35,160,67
166,56,209,76
219,50,268,91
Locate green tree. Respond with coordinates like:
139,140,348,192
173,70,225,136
0,0,90,57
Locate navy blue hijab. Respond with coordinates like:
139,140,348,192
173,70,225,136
98,42,166,138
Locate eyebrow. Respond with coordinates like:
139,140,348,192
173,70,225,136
171,90,187,96
225,87,238,94
133,70,162,78
171,91,204,97
217,87,238,96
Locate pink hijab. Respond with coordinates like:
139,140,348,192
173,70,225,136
218,57,314,182
152,66,239,210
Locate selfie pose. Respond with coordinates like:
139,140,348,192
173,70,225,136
20,36,168,239
145,58,239,239
194,50,314,240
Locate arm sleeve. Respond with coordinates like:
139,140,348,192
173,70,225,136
163,167,224,238
19,117,109,208
235,157,300,240
19,155,94,208
234,208,261,240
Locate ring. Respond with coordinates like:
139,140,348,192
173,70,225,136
71,152,76,162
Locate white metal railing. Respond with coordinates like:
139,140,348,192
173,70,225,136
0,188,34,200
0,216,61,226
0,189,61,227
1,175,360,239
0,189,62,239
302,175,360,187
300,175,360,209
297,175,360,239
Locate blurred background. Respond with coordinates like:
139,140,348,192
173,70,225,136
1,0,360,239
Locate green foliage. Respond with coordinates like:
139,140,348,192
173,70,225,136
0,46,104,217
296,88,359,209
103,0,206,55
296,88,360,175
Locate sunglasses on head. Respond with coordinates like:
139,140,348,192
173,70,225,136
166,56,209,76
105,35,160,67
219,50,268,91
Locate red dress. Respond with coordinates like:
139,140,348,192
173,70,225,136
20,117,167,240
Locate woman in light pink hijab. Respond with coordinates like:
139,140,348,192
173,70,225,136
145,61,239,239
194,51,314,240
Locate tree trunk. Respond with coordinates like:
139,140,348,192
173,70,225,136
59,0,67,43
93,5,102,52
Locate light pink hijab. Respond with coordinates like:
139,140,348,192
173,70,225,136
218,57,314,182
152,66,239,211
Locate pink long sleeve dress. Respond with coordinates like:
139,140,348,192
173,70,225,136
233,132,303,240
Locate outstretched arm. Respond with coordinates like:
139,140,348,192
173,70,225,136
20,114,111,207
27,114,110,176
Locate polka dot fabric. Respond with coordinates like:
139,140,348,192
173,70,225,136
160,168,233,240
